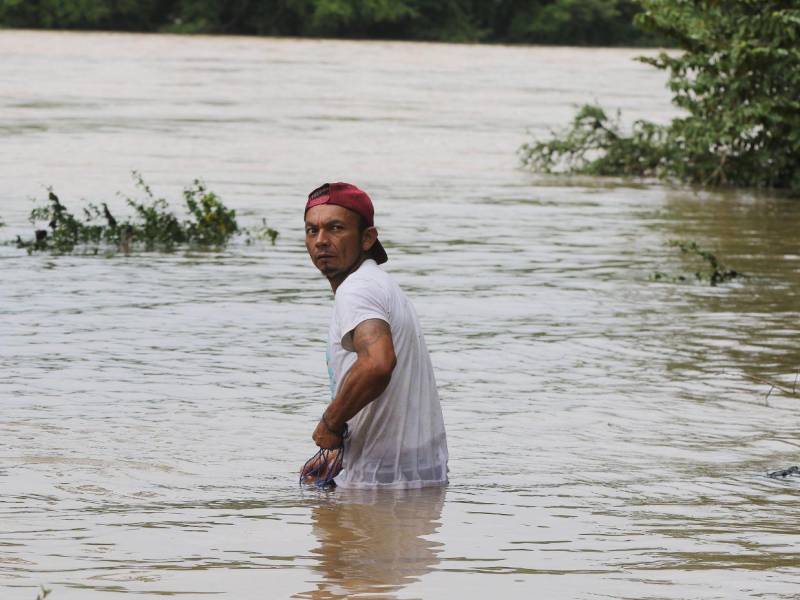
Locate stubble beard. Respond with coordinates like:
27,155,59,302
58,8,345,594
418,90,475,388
319,252,366,287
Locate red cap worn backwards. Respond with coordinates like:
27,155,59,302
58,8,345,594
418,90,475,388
305,182,388,264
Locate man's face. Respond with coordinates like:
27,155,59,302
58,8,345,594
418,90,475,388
305,204,367,280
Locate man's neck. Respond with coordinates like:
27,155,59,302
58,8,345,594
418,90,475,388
329,255,369,294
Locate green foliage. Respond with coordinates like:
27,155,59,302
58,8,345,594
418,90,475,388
24,190,100,252
123,173,189,250
520,104,669,176
304,0,417,37
0,0,160,30
245,218,280,246
15,174,267,255
506,0,652,45
0,0,658,45
637,0,800,191
182,180,239,246
651,239,742,286
159,0,486,40
521,0,800,195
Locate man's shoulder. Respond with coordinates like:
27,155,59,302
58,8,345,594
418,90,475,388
337,260,403,309
341,260,392,291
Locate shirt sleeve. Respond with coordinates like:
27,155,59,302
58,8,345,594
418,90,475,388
334,279,390,352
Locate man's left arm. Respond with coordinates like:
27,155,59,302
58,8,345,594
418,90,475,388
312,318,396,449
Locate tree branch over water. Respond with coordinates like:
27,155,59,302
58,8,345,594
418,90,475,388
521,0,800,195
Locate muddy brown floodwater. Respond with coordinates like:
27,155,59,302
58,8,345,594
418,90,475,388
1,30,799,600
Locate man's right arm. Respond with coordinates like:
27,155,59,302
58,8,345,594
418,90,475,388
312,318,396,449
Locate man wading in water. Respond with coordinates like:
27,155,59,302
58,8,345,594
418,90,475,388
301,182,448,488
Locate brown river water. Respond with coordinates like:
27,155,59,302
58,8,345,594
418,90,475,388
1,30,799,600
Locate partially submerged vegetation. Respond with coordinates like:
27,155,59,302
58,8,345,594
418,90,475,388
522,0,800,196
768,466,800,479
34,586,51,600
14,174,277,255
521,104,668,178
746,372,800,403
651,239,742,286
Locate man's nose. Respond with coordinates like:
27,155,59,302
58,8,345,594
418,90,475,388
314,230,329,247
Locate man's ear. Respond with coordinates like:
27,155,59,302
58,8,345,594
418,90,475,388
361,226,378,252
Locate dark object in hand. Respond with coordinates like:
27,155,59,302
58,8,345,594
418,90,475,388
300,424,348,488
300,448,344,488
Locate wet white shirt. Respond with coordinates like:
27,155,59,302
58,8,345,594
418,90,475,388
327,259,448,489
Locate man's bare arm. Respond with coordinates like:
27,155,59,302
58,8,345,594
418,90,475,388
312,319,397,449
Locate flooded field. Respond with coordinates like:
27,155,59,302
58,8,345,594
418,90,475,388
1,30,799,600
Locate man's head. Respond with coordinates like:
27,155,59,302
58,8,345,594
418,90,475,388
304,183,388,287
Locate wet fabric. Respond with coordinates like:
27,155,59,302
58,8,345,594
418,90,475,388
327,259,449,489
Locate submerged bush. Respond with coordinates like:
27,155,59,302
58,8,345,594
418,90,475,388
245,218,280,246
182,180,240,247
520,104,669,177
651,239,742,286
15,174,276,254
34,586,51,600
521,0,800,195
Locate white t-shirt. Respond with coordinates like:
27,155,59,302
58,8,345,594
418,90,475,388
327,259,448,489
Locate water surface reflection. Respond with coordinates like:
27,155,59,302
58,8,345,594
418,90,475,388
297,488,445,599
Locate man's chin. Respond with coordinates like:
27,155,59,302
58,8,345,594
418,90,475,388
316,263,339,277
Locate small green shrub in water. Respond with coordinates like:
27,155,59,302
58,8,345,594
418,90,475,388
23,191,103,253
245,218,279,246
182,180,239,247
123,173,190,250
14,174,274,254
651,239,742,286
521,0,800,195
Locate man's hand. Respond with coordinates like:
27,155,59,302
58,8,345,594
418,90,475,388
300,448,341,483
312,418,343,450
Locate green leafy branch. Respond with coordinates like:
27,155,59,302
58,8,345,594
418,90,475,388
15,173,278,255
521,1,800,195
651,239,742,286
520,104,669,178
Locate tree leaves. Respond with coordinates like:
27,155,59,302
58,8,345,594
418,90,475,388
17,175,244,254
0,1,658,45
522,0,800,195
